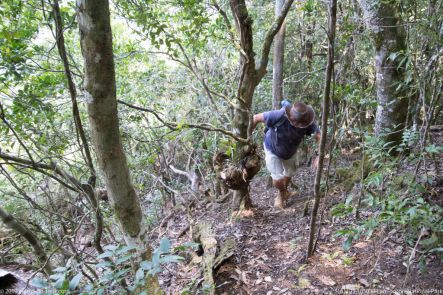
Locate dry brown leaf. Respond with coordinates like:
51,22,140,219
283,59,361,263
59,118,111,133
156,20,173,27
359,278,370,287
316,275,336,286
353,242,367,249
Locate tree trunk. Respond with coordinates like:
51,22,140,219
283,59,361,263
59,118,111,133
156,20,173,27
229,0,295,211
272,0,286,109
52,0,96,185
77,0,142,244
76,1,161,292
0,206,52,275
306,0,336,258
359,0,409,146
52,0,104,254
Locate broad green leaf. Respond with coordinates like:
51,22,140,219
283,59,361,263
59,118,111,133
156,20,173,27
53,267,67,273
140,260,152,270
160,255,184,264
97,251,113,259
342,235,353,252
159,237,171,253
116,245,137,255
135,268,145,281
53,274,67,290
69,273,82,290
30,277,48,288
96,261,113,268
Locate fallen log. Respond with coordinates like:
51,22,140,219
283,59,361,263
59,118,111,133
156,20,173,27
192,223,236,294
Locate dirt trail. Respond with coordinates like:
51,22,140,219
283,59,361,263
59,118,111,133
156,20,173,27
163,131,443,294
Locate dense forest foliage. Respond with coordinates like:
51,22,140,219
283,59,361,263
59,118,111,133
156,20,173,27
0,0,442,294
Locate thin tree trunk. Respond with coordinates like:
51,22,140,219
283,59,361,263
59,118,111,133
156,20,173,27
52,0,95,184
0,206,52,275
359,0,409,147
272,0,286,109
306,0,336,259
52,0,103,254
76,0,160,292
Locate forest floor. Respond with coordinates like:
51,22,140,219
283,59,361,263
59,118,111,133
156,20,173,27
2,132,442,295
159,130,443,295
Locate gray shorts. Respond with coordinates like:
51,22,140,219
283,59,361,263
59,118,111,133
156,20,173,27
264,145,298,180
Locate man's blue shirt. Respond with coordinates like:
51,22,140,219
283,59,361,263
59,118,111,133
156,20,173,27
263,109,320,160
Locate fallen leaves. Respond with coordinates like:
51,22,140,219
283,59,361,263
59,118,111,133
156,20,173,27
316,274,336,286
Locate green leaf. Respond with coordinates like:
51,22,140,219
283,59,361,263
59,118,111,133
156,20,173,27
140,260,152,270
103,244,118,251
174,242,200,252
49,273,63,281
421,234,438,248
330,203,352,217
114,268,131,279
429,247,443,253
159,237,171,253
425,144,443,154
115,253,136,265
335,229,354,237
136,268,145,281
415,184,428,194
343,235,354,252
97,251,113,259
69,273,82,290
100,272,114,283
53,274,67,290
116,245,137,255
96,261,113,268
160,255,184,264
30,277,48,288
53,267,67,273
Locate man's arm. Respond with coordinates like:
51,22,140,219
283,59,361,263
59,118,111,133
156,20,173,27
315,132,321,145
252,113,265,131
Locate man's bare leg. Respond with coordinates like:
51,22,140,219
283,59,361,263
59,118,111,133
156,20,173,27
273,178,288,209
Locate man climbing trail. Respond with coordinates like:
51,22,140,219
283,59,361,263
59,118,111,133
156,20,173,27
252,101,321,209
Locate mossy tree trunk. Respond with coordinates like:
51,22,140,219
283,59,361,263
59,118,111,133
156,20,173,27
359,0,409,146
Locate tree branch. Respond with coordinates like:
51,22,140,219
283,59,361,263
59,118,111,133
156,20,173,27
117,100,249,143
52,0,96,185
0,152,82,192
0,206,53,275
257,0,295,77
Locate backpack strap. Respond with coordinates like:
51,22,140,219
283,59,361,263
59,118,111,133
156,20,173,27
273,114,287,132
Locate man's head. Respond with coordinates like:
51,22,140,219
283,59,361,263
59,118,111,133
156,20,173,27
285,101,315,128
